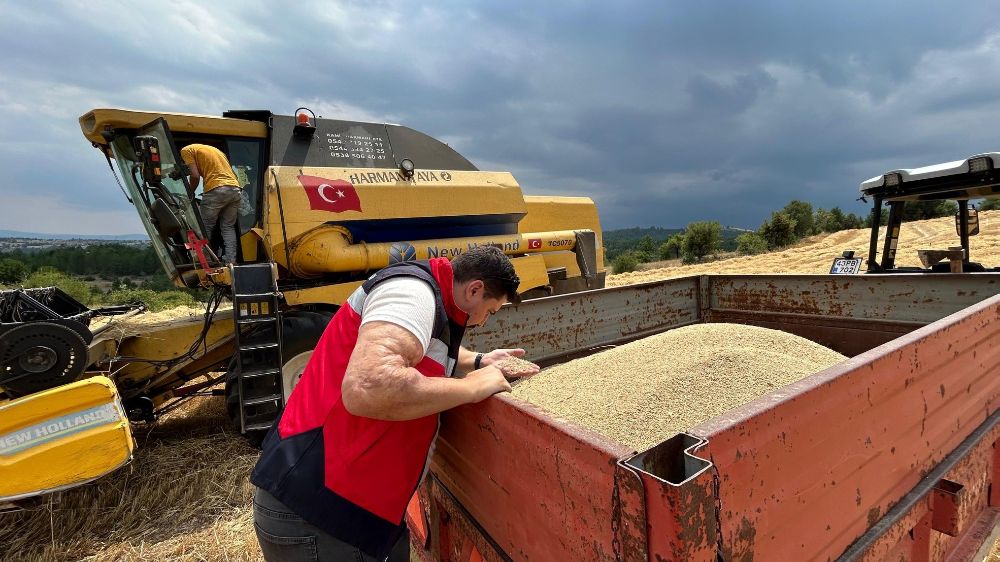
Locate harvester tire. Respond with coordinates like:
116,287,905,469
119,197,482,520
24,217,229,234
225,309,333,447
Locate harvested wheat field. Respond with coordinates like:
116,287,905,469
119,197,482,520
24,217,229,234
0,395,263,562
609,210,1000,286
512,323,846,451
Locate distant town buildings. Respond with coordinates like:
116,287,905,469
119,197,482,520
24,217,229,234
0,238,149,253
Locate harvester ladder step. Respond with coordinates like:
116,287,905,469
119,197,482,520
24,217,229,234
233,292,281,300
230,263,284,435
242,394,283,407
239,342,280,351
240,367,282,380
237,317,279,325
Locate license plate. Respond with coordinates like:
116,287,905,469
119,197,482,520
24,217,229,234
830,257,863,274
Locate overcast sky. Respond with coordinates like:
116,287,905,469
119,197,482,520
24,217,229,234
2,0,999,234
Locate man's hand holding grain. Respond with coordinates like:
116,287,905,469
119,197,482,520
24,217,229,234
480,348,540,386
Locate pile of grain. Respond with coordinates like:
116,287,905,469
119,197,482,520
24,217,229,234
511,323,847,451
495,356,538,377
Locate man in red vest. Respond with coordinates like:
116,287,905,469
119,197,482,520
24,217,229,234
252,246,539,561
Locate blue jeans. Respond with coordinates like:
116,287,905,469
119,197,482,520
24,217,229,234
200,186,242,264
253,488,385,562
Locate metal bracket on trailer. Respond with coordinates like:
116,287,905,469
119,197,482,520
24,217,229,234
836,407,1000,562
621,433,718,561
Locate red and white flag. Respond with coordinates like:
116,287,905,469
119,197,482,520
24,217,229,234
528,238,542,249
298,175,362,213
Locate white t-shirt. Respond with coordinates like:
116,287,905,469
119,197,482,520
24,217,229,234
359,277,437,354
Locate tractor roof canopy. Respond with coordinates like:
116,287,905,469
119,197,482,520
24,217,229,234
860,152,1000,202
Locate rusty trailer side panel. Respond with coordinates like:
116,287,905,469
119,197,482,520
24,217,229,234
467,277,701,365
691,293,1000,561
425,396,640,562
706,274,1000,356
416,274,1000,562
707,274,1000,323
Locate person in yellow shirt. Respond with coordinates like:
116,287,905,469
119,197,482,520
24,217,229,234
179,144,243,265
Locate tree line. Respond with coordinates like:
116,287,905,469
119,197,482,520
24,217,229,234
0,244,160,283
0,244,202,311
608,198,998,274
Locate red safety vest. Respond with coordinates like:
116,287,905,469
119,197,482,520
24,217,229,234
251,258,467,558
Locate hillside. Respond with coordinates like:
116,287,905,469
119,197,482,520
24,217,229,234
609,210,1000,286
603,225,745,258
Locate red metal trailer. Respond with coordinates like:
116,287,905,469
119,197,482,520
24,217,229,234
407,273,1000,561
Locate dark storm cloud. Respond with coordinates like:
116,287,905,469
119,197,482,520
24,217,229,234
1,0,999,233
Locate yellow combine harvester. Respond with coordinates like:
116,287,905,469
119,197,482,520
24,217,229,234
0,108,605,507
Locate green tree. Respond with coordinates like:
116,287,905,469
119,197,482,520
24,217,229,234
815,207,862,233
782,200,815,238
23,267,95,305
633,250,652,263
658,234,683,260
814,208,834,233
636,235,656,255
3,244,159,277
902,200,957,221
759,212,798,249
863,207,889,228
844,212,864,229
977,198,1000,211
735,232,768,255
612,252,640,274
827,207,847,231
681,221,722,263
104,287,199,312
0,258,28,285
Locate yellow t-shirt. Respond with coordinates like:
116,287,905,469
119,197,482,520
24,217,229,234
179,144,241,192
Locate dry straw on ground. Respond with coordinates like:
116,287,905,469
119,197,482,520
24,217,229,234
0,395,263,562
512,323,847,451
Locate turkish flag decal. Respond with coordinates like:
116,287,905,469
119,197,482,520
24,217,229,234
298,175,362,213
528,238,542,249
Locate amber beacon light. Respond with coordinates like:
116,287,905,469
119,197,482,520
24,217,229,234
293,107,317,139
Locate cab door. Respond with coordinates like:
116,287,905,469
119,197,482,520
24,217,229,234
107,118,213,287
